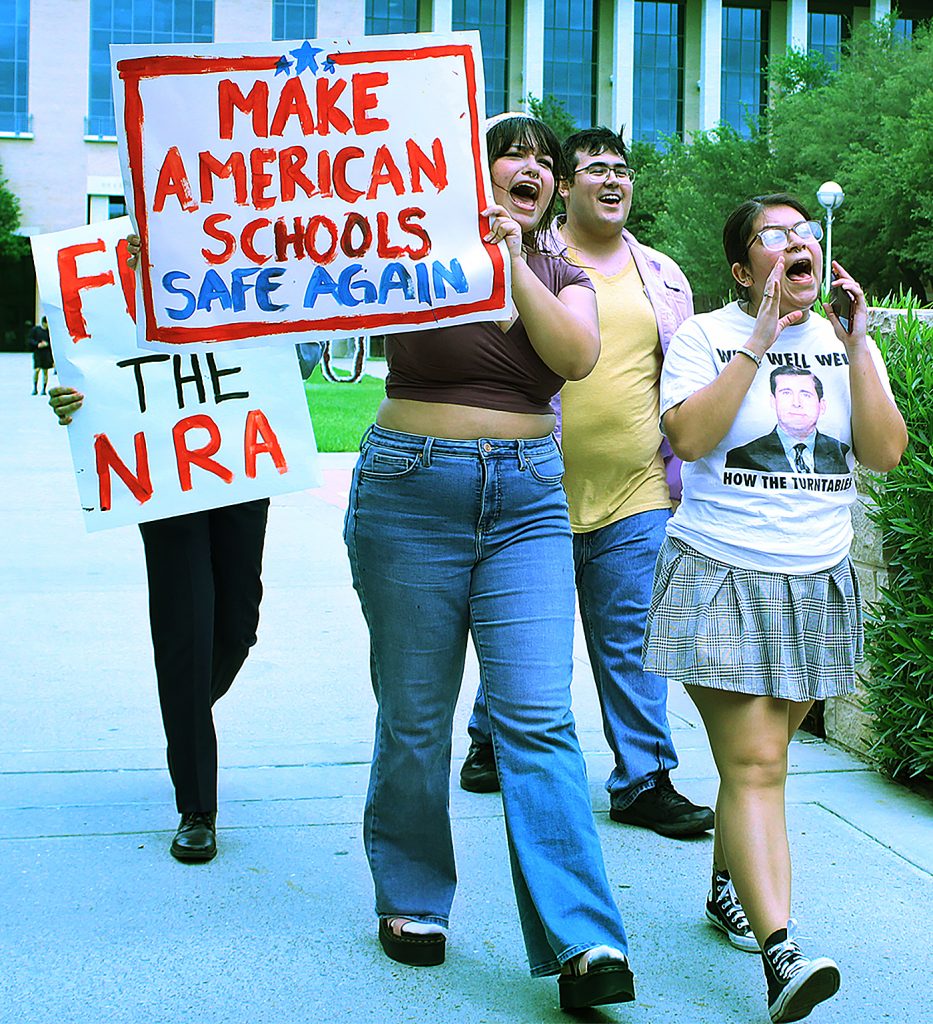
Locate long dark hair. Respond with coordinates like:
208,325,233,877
485,115,563,253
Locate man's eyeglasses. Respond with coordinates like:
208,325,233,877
573,162,636,183
750,220,824,252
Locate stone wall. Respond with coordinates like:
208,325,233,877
828,474,887,756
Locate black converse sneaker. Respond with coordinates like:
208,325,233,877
706,871,759,952
762,921,840,1023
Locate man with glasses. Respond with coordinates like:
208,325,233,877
461,126,717,840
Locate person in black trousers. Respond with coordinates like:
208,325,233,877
29,316,54,395
49,384,268,862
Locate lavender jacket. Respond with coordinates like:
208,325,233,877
548,224,693,501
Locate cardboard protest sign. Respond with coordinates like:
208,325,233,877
31,217,321,532
111,32,506,350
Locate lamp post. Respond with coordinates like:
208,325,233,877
816,181,845,294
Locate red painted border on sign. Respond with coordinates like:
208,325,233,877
116,44,503,346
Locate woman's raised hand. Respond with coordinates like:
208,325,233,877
747,256,806,356
481,204,523,260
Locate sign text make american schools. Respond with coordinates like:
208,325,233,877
112,33,506,349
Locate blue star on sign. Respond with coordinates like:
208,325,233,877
323,57,336,74
275,54,292,76
290,41,324,75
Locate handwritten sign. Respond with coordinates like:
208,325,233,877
31,217,321,532
111,32,505,349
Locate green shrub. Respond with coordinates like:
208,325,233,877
863,310,933,782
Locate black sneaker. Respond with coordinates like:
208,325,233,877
459,741,500,793
609,771,714,837
706,873,759,952
762,922,840,1023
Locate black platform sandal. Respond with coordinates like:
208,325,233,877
378,918,446,967
557,946,636,1010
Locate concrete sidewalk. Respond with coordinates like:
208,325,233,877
1,352,930,1024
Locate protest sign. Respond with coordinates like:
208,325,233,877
31,217,321,532
111,32,505,350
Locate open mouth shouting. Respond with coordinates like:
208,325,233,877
509,179,541,212
785,255,815,286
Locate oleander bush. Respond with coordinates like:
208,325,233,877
863,308,933,783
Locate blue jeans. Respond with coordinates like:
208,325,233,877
469,508,678,809
344,426,628,975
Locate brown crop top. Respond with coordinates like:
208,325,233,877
384,252,595,415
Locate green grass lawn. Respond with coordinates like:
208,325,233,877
304,365,385,452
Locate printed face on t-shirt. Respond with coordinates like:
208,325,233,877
771,372,826,440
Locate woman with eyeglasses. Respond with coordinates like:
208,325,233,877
643,194,906,1024
344,113,634,1010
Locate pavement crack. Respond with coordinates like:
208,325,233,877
814,801,932,877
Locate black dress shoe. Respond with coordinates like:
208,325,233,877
170,811,217,862
609,771,714,837
459,741,500,793
378,918,446,966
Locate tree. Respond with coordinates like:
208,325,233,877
627,124,779,308
767,46,836,98
0,164,28,259
525,94,577,143
769,17,933,301
625,17,933,306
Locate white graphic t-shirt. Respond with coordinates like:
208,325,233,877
660,301,894,573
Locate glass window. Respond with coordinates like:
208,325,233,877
0,0,30,134
633,2,684,145
893,2,930,41
273,0,317,40
808,5,852,71
721,4,768,137
544,0,597,128
108,195,128,219
366,0,419,35
893,19,912,41
453,0,509,116
87,0,214,138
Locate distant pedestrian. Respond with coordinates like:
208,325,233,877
644,194,906,1023
29,316,53,395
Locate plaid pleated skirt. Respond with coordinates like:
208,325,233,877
643,537,862,701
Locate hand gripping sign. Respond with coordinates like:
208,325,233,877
31,217,320,531
111,32,507,350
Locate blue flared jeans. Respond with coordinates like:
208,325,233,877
344,425,628,975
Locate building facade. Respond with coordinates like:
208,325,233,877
0,0,926,332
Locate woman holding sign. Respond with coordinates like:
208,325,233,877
344,114,633,1009
643,194,906,1023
